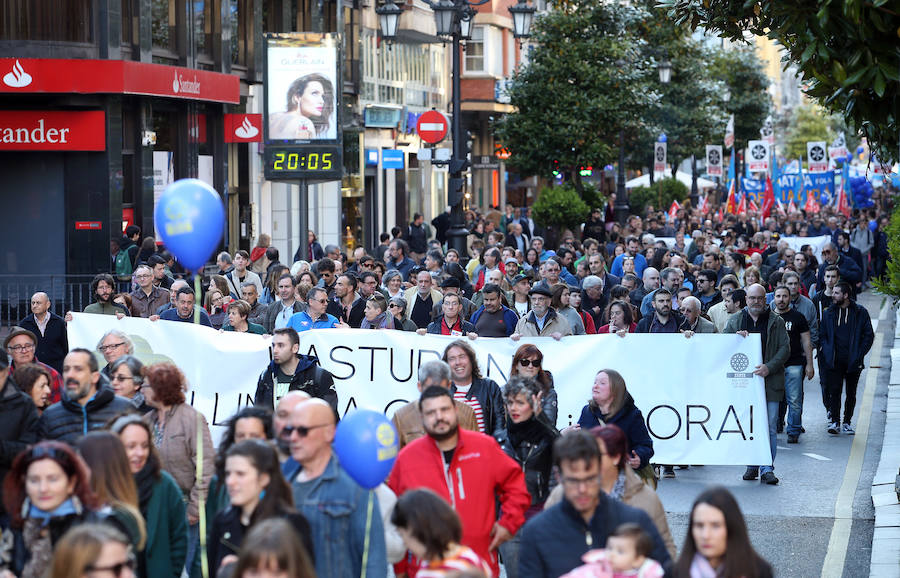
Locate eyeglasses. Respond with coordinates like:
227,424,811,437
86,555,136,577
312,298,328,304
111,374,138,382
282,423,331,438
135,274,152,279
29,445,67,461
99,342,126,352
518,358,541,368
8,343,35,352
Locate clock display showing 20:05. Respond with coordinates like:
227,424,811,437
271,151,334,171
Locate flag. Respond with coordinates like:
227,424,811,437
748,197,760,213
737,191,747,214
668,200,681,221
783,159,801,174
788,199,798,213
725,149,737,214
724,114,735,149
698,194,708,214
839,162,850,207
775,198,787,217
804,189,820,213
715,207,723,222
837,180,850,217
761,176,775,218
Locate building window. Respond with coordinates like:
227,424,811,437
151,0,177,53
229,0,250,66
192,0,213,61
0,0,93,43
464,26,484,73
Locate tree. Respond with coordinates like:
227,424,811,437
531,185,590,246
659,0,899,163
708,47,771,165
784,105,834,160
629,178,690,215
493,0,657,193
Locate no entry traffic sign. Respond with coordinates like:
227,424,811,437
416,110,449,144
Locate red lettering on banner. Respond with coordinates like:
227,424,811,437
0,111,105,151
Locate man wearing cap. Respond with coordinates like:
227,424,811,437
405,270,443,329
18,291,67,373
470,283,519,337
4,327,64,404
509,273,532,318
0,347,40,524
511,284,572,340
431,276,477,321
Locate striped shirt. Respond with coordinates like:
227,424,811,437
416,544,492,578
453,385,484,433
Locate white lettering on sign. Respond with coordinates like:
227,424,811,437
172,71,201,95
0,119,69,144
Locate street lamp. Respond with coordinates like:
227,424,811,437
376,0,537,258
658,58,672,84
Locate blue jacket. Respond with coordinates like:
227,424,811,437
469,305,519,337
387,256,417,281
518,491,670,577
820,301,874,372
286,311,340,332
159,306,213,327
291,454,387,578
577,393,654,469
816,254,862,287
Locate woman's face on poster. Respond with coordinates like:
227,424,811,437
296,81,325,118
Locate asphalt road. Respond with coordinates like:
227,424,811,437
655,291,890,577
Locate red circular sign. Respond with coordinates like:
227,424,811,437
416,110,449,144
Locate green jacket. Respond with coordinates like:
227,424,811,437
724,309,790,402
143,470,188,578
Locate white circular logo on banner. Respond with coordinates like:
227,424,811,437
809,146,825,162
708,149,721,165
751,144,767,160
656,145,665,162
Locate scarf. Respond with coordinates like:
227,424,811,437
507,416,546,449
689,553,721,578
28,498,79,527
608,470,626,501
135,460,157,512
361,311,394,330
131,391,147,409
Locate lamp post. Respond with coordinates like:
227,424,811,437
377,0,536,258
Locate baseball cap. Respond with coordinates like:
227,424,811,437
511,274,530,285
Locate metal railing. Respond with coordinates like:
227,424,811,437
0,275,102,328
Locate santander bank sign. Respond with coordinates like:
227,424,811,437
0,111,106,151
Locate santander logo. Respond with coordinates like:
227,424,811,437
234,116,259,139
172,71,201,95
3,60,33,88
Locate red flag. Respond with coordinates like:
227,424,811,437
837,185,850,217
737,192,747,215
775,198,787,217
748,198,760,213
725,179,737,214
804,190,820,214
761,176,775,218
668,200,680,220
697,194,708,214
715,207,723,222
788,199,798,214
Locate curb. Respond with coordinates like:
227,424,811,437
870,306,900,577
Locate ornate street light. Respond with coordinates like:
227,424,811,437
509,0,536,38
458,6,477,41
658,57,672,84
375,0,404,42
432,0,457,37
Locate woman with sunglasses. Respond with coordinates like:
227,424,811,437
494,376,559,578
207,440,314,577
1,441,102,578
360,293,395,330
48,523,136,578
507,343,558,427
108,355,152,414
111,415,188,578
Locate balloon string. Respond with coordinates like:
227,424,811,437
360,489,374,578
197,412,209,578
194,273,201,325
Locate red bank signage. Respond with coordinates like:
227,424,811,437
224,113,262,142
0,110,106,151
0,58,239,104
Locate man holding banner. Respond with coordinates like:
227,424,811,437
725,284,790,485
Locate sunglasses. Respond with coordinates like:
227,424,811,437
518,358,541,368
87,556,136,577
30,445,67,461
282,423,331,438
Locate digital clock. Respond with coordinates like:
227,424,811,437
264,145,343,180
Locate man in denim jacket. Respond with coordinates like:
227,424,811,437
288,398,387,577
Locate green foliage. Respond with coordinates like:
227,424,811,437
628,178,689,215
493,0,656,182
784,105,834,160
873,208,900,302
531,185,591,232
579,183,606,213
659,0,899,163
708,47,772,154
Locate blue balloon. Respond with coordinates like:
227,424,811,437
154,179,225,271
333,409,398,489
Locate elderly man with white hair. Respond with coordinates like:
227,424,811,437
679,296,717,335
580,275,606,328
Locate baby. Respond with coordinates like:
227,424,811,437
562,523,664,578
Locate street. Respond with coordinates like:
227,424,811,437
655,291,891,577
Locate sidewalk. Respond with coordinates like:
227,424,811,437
871,306,900,577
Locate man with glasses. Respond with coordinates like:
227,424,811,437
255,328,336,410
262,273,305,333
405,270,442,329
18,292,67,373
725,283,790,485
511,285,572,340
96,329,135,378
420,292,476,337
693,269,723,313
287,287,341,333
518,431,670,576
817,242,862,290
288,398,387,578
4,327,63,403
128,264,170,318
388,386,530,577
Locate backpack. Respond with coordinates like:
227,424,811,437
115,249,134,280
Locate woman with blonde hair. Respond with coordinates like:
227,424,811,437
48,523,135,578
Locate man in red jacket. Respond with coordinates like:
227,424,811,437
388,386,530,577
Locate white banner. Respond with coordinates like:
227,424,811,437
807,141,829,173
724,115,734,150
706,145,723,177
760,116,775,145
653,142,667,177
828,132,849,160
781,234,830,260
747,140,770,172
67,315,772,465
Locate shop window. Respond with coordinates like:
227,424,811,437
0,0,93,42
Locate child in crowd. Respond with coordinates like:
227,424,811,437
563,523,664,578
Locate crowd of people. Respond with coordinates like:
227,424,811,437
0,197,889,577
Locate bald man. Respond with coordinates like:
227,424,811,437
725,283,789,486
18,292,68,373
288,399,387,577
275,390,311,463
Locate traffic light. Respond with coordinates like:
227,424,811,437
448,177,465,206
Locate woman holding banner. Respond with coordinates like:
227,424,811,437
507,343,559,426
